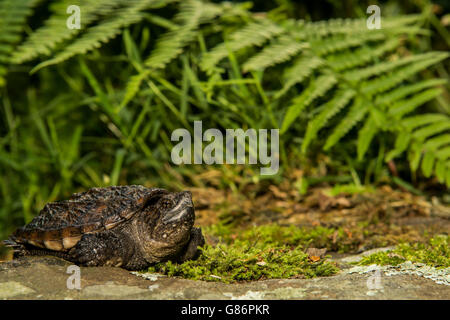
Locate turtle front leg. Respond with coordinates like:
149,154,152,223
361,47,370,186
69,231,136,268
176,227,205,263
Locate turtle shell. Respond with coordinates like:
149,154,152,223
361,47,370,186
11,186,165,252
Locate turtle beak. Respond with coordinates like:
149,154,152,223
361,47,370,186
162,191,194,224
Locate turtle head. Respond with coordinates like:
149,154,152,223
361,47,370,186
141,190,195,261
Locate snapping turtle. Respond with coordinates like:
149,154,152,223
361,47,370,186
3,186,205,270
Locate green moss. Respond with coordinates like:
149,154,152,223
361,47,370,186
205,224,349,251
207,222,367,253
357,235,450,268
145,224,339,283
144,224,448,282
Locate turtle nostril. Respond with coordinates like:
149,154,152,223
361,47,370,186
162,199,195,224
179,191,193,205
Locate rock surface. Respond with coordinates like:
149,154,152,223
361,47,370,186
0,255,449,300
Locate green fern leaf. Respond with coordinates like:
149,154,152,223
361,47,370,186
344,52,447,82
201,19,285,74
361,52,449,96
447,167,450,187
375,78,447,106
327,38,399,72
435,160,446,183
0,0,40,86
435,146,450,161
242,36,307,72
121,0,223,109
275,54,324,99
302,89,355,153
401,113,449,130
421,151,435,178
388,88,443,119
397,114,450,183
31,0,163,73
11,0,127,64
385,131,411,161
119,69,151,110
145,0,222,69
422,134,450,152
408,142,422,172
357,114,379,160
291,15,421,39
310,31,385,56
281,74,337,134
292,18,366,39
412,121,450,142
324,97,368,150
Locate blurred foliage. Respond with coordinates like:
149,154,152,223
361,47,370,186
0,0,449,240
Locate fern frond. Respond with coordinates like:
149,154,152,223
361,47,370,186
375,78,447,106
412,120,450,142
242,36,307,72
290,15,421,39
280,74,337,133
301,89,355,153
357,114,380,160
422,134,450,152
31,0,164,73
178,0,223,25
434,159,447,184
435,146,450,161
11,0,126,64
386,131,411,161
310,31,385,56
386,114,448,161
0,0,39,86
361,52,449,96
119,69,151,110
120,0,223,109
421,151,435,177
291,19,366,39
408,141,423,172
380,14,423,29
400,112,450,184
275,54,324,99
344,52,446,82
388,88,442,118
324,98,368,150
412,146,450,185
446,166,450,187
201,19,285,74
327,38,399,72
401,113,449,130
145,0,222,69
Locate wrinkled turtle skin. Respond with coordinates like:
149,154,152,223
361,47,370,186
3,186,205,270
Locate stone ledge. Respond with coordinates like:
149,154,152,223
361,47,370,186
0,256,448,300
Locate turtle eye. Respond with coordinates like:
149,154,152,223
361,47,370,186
159,199,174,210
